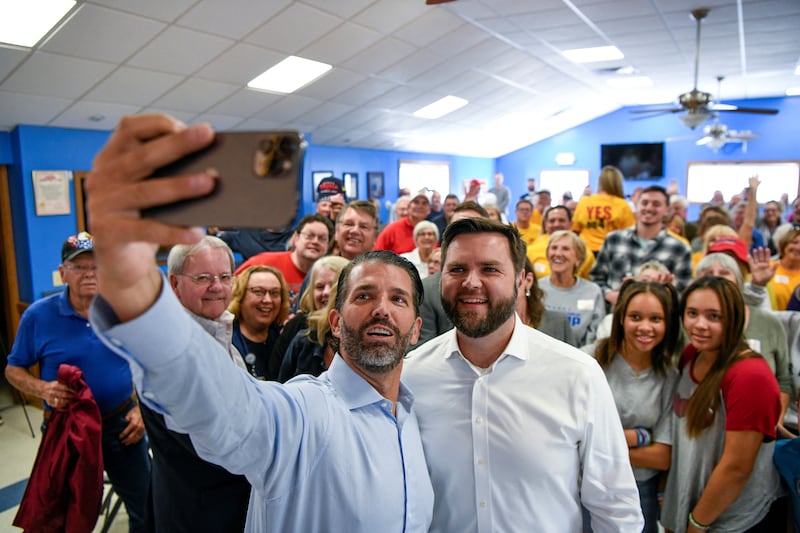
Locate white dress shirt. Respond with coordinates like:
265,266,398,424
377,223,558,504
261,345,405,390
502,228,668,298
404,315,643,533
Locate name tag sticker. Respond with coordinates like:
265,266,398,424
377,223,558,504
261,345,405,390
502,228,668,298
747,339,761,352
534,263,547,273
775,275,790,284
577,299,594,310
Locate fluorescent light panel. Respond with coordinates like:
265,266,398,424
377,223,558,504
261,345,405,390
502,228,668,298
0,0,75,47
787,87,800,96
562,45,623,63
248,56,332,94
795,65,800,76
413,96,468,119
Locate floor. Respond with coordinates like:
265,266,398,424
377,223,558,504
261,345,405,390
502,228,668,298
0,379,128,533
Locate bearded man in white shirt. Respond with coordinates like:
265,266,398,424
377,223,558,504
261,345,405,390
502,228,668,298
404,217,643,533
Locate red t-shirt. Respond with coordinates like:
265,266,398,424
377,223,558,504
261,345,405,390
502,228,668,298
235,251,305,305
680,345,780,439
374,218,416,254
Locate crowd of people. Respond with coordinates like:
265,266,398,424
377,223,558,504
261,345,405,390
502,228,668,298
5,115,800,532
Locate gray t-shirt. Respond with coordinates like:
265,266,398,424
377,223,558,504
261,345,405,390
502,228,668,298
539,277,605,347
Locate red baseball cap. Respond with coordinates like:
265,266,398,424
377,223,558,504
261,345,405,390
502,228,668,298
707,236,748,264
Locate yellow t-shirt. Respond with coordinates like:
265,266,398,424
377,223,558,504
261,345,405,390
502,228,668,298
527,234,595,280
769,262,800,310
572,193,635,252
514,223,542,248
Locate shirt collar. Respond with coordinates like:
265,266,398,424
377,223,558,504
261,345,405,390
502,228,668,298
325,355,415,415
57,288,85,319
440,314,529,365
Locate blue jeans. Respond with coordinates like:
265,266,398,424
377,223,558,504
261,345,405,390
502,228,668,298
581,475,660,533
100,403,151,533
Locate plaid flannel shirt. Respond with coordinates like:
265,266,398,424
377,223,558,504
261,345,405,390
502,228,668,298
590,226,692,295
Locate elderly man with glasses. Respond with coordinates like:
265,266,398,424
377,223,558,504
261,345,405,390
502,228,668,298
236,214,334,307
139,235,253,532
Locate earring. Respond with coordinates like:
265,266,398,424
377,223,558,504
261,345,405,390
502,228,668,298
525,290,531,297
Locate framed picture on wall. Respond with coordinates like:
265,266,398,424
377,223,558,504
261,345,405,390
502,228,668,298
368,172,384,199
343,172,358,201
74,171,89,231
311,171,334,202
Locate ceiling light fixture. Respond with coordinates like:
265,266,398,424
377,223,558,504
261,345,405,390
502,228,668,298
795,65,800,76
787,87,800,96
413,96,468,119
0,0,75,47
247,56,332,94
562,45,624,64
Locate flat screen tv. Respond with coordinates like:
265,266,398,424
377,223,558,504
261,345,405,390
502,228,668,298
601,142,664,180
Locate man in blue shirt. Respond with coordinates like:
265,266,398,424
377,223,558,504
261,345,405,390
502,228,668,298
84,114,433,533
6,232,150,532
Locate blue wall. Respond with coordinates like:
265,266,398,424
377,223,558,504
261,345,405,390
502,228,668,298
5,95,798,301
496,95,800,200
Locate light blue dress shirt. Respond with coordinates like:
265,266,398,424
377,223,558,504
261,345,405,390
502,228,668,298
90,278,433,533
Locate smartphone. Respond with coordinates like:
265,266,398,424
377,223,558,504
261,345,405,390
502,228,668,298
143,131,305,229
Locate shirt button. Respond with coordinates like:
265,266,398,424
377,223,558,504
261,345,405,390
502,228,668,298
477,459,485,466
143,391,156,400
480,501,488,508
475,416,483,424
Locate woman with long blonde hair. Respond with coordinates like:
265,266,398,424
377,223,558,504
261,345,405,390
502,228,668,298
572,166,635,253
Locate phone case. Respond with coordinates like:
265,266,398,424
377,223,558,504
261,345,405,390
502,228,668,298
143,131,305,229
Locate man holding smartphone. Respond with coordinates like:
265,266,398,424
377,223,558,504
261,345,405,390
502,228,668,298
83,115,433,533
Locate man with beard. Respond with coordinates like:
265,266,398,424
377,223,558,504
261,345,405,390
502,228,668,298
404,218,643,532
82,116,432,531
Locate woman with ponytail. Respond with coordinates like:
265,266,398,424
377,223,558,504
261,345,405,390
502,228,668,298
661,276,783,533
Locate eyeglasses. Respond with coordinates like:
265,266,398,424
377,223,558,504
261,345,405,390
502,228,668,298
64,264,97,273
299,232,329,243
247,287,282,299
177,273,233,287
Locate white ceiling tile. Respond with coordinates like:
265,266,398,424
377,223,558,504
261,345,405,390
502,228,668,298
246,3,342,54
41,4,165,63
324,107,374,129
340,37,416,75
352,0,430,34
295,101,354,127
89,0,195,21
482,0,564,17
300,22,383,64
301,0,379,19
295,68,366,100
207,88,283,116
409,60,472,91
329,76,395,105
1,52,115,98
127,26,233,75
151,78,239,113
255,94,323,122
0,46,29,81
391,8,464,48
190,113,247,131
177,0,292,39
229,117,287,131
378,49,447,84
49,100,142,130
0,91,72,127
426,24,490,58
195,43,284,84
362,85,420,110
85,67,184,105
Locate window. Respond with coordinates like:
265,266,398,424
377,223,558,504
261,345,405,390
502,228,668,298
686,161,800,204
398,160,450,196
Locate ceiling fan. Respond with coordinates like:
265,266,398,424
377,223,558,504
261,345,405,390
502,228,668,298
631,8,778,129
696,120,757,152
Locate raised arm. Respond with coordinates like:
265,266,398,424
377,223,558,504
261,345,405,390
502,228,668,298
86,115,215,322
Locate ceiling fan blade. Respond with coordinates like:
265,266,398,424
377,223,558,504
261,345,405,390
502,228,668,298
629,107,682,114
719,107,779,115
696,136,713,146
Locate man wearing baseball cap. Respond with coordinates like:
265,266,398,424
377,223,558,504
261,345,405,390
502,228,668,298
6,232,150,531
374,188,432,254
